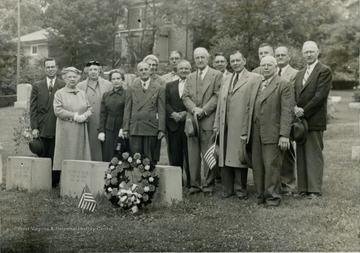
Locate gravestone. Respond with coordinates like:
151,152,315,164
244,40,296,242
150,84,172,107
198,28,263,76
61,161,183,206
14,83,32,109
349,102,360,110
152,165,182,206
60,160,108,198
351,146,360,161
6,156,52,191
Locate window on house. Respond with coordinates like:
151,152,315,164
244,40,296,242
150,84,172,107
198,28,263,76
31,45,38,55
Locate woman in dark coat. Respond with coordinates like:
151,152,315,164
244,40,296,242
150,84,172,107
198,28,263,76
98,69,127,161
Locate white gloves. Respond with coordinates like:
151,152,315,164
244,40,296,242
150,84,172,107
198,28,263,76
98,132,105,142
74,112,86,123
118,129,124,138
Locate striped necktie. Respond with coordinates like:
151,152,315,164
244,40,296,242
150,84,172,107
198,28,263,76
49,79,53,93
302,66,311,86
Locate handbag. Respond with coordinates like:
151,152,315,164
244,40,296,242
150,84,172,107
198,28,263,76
204,133,219,170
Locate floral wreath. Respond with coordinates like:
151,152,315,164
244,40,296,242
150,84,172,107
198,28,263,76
104,152,159,213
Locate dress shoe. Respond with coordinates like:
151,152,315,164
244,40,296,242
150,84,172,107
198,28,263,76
282,191,293,196
221,193,233,199
203,191,213,197
297,192,307,197
188,188,201,195
307,192,322,199
236,191,249,200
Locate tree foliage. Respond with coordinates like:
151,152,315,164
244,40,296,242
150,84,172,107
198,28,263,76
41,0,126,69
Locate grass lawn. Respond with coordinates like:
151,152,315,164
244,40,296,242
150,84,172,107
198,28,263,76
1,90,359,252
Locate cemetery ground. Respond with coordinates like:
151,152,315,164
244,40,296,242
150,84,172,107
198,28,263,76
1,90,359,252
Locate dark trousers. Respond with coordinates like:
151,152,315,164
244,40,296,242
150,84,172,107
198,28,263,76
280,141,296,192
221,166,248,196
40,136,59,187
130,135,160,164
296,131,324,193
167,126,190,187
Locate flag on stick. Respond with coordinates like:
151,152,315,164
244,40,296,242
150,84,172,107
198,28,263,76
78,184,97,212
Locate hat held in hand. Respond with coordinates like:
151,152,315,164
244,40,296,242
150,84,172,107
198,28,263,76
185,113,199,138
29,138,45,157
290,117,308,144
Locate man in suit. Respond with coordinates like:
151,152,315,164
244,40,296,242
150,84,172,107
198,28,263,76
78,60,112,161
214,51,262,199
275,46,299,196
252,43,274,75
294,41,332,199
142,54,166,87
123,62,166,164
161,50,182,84
213,53,232,78
182,47,223,196
243,56,294,206
165,60,191,187
30,57,65,188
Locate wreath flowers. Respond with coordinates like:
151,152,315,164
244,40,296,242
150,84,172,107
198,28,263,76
104,152,159,213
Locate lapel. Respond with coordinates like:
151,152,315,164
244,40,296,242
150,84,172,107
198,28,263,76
134,78,158,110
172,80,181,100
232,69,249,94
281,68,291,80
40,78,50,103
201,67,214,98
301,62,320,93
260,75,279,104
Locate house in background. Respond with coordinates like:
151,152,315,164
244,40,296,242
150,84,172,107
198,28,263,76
14,29,49,64
117,0,193,65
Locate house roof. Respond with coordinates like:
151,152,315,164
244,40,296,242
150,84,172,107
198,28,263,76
16,29,49,43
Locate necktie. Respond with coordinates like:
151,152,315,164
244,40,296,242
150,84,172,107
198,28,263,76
142,81,146,92
278,68,282,76
261,80,268,91
302,66,311,86
199,70,203,80
49,80,53,93
231,73,239,92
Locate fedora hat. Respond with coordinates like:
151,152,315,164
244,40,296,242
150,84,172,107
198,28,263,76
185,113,199,138
239,141,252,168
29,138,45,157
290,117,308,145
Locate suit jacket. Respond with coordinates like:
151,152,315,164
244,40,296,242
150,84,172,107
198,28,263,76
294,62,332,131
123,77,166,136
165,80,187,132
280,65,298,85
30,77,65,137
214,69,262,167
243,75,294,144
182,67,223,131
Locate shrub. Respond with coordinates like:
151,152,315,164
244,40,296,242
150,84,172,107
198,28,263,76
0,95,16,108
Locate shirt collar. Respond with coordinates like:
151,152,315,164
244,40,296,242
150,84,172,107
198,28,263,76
307,60,318,72
278,64,290,73
46,76,56,86
198,65,209,76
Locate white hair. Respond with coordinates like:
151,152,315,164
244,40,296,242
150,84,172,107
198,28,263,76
302,41,319,50
193,47,209,58
260,55,277,66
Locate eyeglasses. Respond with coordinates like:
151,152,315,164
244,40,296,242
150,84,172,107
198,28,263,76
170,57,180,60
86,60,101,67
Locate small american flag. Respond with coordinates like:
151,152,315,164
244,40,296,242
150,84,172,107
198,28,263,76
204,144,217,170
78,185,97,212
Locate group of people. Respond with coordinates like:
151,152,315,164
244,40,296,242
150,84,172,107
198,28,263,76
29,40,332,207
